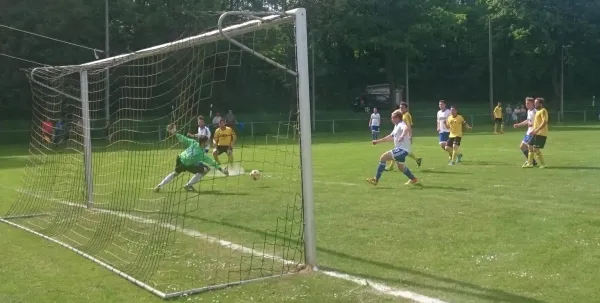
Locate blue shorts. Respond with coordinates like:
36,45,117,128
371,125,380,132
439,132,450,143
522,134,532,144
391,147,409,163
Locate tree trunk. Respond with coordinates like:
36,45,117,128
384,50,397,110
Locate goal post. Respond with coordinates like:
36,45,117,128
3,8,316,298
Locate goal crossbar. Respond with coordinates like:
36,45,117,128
31,9,298,75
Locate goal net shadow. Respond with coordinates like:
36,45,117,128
2,9,315,299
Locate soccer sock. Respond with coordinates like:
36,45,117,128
494,124,497,132
401,166,416,180
371,132,376,140
376,161,386,180
500,124,504,132
527,149,535,164
452,149,458,162
535,150,545,165
408,153,417,160
522,149,537,164
185,173,203,187
157,172,177,187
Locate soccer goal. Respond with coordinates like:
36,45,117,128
2,8,316,299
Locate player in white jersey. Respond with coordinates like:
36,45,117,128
188,115,211,152
367,110,421,186
369,108,381,140
513,97,537,166
436,100,453,159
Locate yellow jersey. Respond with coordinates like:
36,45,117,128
493,106,503,118
402,112,413,126
214,126,236,146
447,114,466,138
533,108,549,136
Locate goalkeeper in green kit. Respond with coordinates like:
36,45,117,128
154,124,228,192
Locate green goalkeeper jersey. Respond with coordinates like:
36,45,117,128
176,134,220,168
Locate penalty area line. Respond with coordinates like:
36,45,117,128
321,270,449,303
8,188,448,303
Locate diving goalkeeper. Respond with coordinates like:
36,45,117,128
154,124,228,193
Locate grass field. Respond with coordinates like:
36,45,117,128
1,124,600,303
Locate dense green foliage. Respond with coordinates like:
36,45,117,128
1,0,599,117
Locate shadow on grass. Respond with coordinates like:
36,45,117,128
179,214,544,303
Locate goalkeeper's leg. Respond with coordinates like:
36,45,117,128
154,157,184,192
184,164,210,192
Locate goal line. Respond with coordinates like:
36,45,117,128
2,188,301,299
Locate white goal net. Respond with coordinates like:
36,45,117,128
2,8,315,299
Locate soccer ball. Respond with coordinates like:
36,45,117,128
250,170,261,180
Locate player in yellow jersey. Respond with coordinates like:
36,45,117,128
213,119,237,169
493,102,504,134
523,98,548,168
385,102,423,170
445,106,472,165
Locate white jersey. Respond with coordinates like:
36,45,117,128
437,109,451,133
197,126,211,148
526,109,537,134
370,113,381,126
391,122,411,152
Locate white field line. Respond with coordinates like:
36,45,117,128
322,270,448,303
5,187,449,303
12,188,295,265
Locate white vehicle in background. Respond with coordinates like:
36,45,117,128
351,84,403,112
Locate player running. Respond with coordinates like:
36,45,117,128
513,97,537,166
369,108,381,140
188,115,211,152
445,106,472,165
493,102,504,134
523,98,548,168
154,124,228,193
436,100,453,160
366,109,421,186
386,102,422,170
213,119,237,169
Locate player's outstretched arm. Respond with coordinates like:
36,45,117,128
202,156,229,176
462,120,472,130
372,134,393,145
513,120,529,128
168,124,196,148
